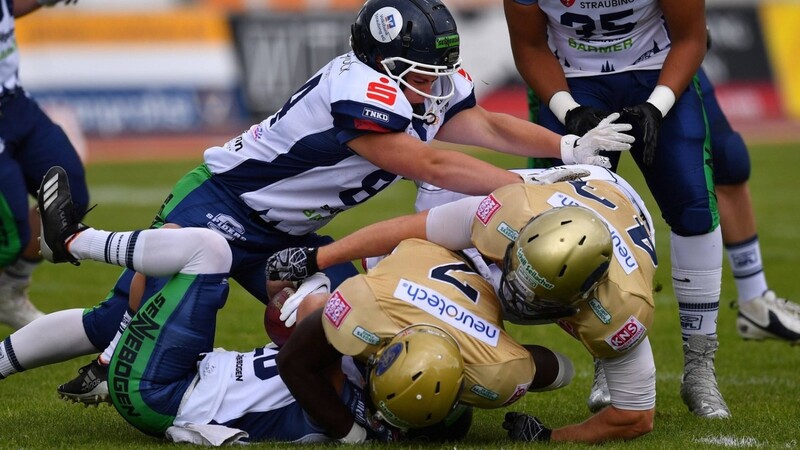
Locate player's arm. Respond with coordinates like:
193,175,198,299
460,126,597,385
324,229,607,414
276,308,362,441
656,0,708,102
434,104,562,157
550,405,654,442
552,338,655,441
503,0,573,121
268,196,480,282
15,0,75,18
13,0,43,16
505,338,655,443
348,132,522,196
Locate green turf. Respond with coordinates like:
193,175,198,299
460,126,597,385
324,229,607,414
1,144,799,448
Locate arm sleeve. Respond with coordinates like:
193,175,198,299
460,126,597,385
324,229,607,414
425,196,483,250
602,337,656,410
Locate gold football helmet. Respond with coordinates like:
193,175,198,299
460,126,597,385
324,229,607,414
369,324,465,429
500,205,613,321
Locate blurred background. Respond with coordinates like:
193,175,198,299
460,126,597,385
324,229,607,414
16,0,800,161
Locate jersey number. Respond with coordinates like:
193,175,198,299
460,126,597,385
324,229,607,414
561,10,636,39
252,348,279,380
430,263,480,303
339,170,398,206
268,74,323,127
568,181,657,266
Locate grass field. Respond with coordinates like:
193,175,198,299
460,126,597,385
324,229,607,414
1,142,799,449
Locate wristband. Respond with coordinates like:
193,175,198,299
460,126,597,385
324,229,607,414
338,422,367,444
646,85,676,118
549,91,580,125
559,134,579,165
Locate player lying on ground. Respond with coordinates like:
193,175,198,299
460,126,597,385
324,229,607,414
32,166,471,445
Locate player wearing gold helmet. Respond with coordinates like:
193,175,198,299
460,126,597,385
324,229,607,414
269,165,658,443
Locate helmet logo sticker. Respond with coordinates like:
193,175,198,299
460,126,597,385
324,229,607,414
435,34,460,49
374,342,403,376
515,248,555,290
369,7,402,43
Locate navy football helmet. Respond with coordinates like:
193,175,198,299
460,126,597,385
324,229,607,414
350,0,462,118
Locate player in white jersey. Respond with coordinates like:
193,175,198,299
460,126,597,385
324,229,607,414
503,0,731,418
0,0,88,330
28,166,473,445
0,0,634,409
268,166,659,442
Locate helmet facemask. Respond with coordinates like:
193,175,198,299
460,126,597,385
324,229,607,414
498,206,613,322
380,54,462,121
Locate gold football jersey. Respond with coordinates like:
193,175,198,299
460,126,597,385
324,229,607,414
471,181,657,359
322,239,535,409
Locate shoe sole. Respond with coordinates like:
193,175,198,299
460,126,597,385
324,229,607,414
58,391,111,406
57,379,111,406
737,317,800,344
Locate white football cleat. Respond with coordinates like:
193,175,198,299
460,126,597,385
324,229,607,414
680,335,731,419
736,290,800,343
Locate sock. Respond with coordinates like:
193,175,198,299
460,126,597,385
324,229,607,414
725,235,768,303
0,337,23,378
70,228,231,276
671,229,723,340
0,309,97,377
100,310,132,365
69,229,141,271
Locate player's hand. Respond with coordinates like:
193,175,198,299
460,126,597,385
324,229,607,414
502,412,552,442
279,272,330,327
560,112,634,168
565,106,611,136
621,102,662,167
365,420,401,442
266,247,319,281
525,166,591,185
346,381,401,442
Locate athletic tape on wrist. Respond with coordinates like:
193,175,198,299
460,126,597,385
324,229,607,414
549,91,580,125
646,85,676,117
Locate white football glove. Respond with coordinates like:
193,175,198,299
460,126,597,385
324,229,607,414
524,166,591,185
279,272,330,327
560,112,634,168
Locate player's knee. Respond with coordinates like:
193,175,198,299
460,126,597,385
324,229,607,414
665,207,716,237
713,132,751,185
187,228,232,273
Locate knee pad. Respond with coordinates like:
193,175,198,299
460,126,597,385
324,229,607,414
712,131,751,185
665,206,717,237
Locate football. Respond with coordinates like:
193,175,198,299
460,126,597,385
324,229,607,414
265,286,297,347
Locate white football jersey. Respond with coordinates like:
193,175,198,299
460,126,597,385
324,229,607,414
534,0,670,76
0,0,21,91
175,346,365,442
204,52,477,235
